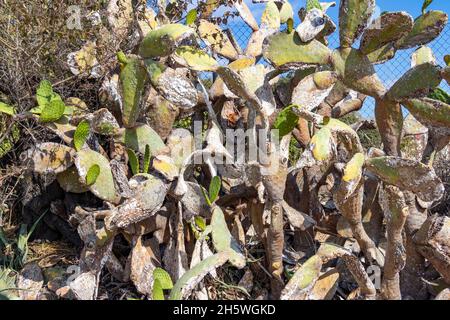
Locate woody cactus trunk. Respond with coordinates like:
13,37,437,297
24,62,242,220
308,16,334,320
1,0,449,300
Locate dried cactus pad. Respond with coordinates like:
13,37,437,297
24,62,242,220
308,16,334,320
281,254,322,300
198,20,239,60
173,46,219,72
44,116,77,145
279,1,294,24
152,155,179,181
166,129,194,168
291,71,337,110
402,114,428,136
128,174,169,212
260,0,281,30
310,126,334,162
262,32,331,69
75,149,118,203
209,57,256,99
169,251,229,300
216,67,256,103
146,61,199,110
411,46,436,67
118,124,165,155
139,24,194,58
57,166,90,194
91,108,120,135
365,157,445,203
396,10,448,50
339,0,376,48
24,142,75,175
234,1,259,31
343,152,365,182
296,8,326,43
119,56,148,128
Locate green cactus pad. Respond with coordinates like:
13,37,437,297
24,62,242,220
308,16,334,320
0,102,15,116
360,12,413,55
86,164,100,186
119,124,165,155
144,59,165,84
139,24,194,58
274,105,300,138
127,149,140,175
396,10,448,50
402,98,450,129
365,156,444,202
386,63,442,102
331,48,386,98
36,80,54,107
339,0,376,48
262,32,331,69
367,43,397,64
73,120,90,151
306,0,322,12
75,149,118,203
40,99,66,123
119,56,148,128
153,268,173,290
173,46,219,72
211,206,232,253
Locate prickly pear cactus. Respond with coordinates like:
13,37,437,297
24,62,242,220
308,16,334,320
7,0,450,302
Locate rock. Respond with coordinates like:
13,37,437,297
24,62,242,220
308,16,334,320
69,272,97,300
16,263,44,300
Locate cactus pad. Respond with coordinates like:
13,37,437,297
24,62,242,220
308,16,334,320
139,24,194,58
365,157,445,202
75,149,118,203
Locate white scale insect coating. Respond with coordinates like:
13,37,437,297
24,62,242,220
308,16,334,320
158,69,198,109
296,8,326,43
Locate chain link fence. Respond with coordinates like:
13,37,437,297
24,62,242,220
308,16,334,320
150,2,449,120
225,22,450,120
